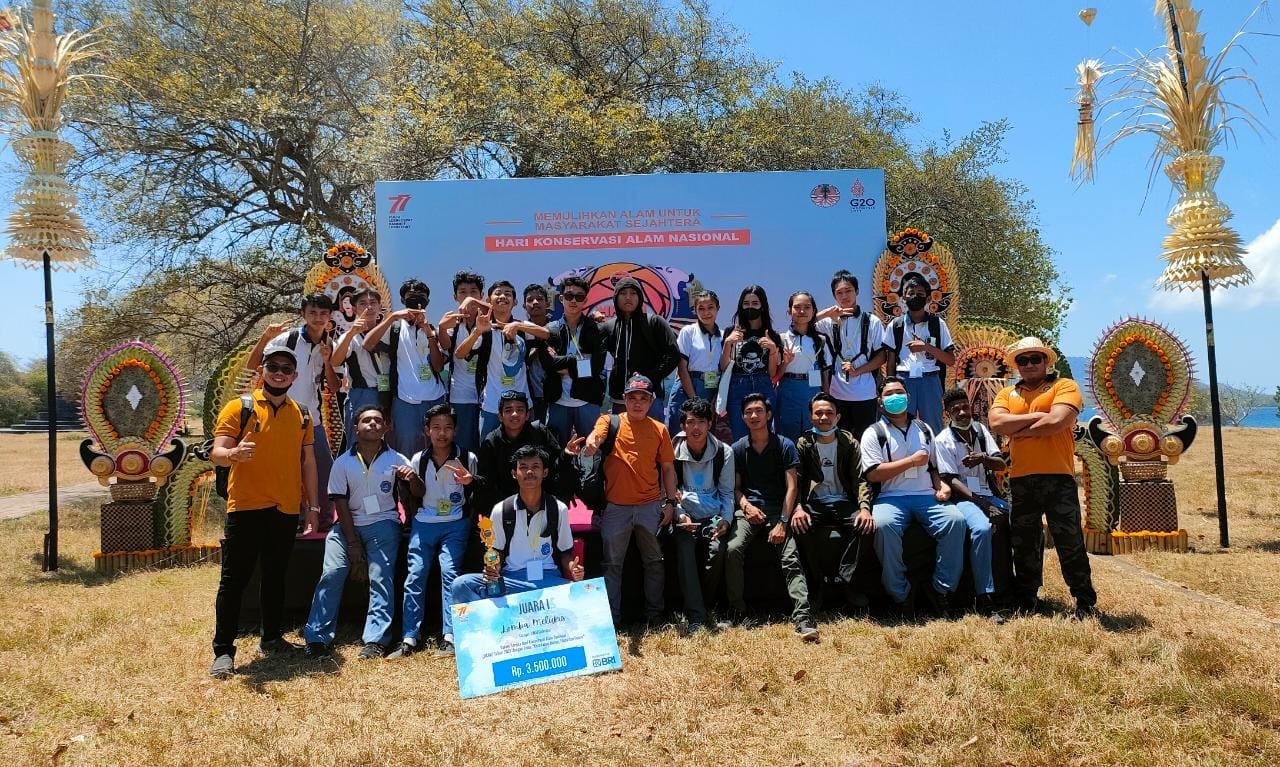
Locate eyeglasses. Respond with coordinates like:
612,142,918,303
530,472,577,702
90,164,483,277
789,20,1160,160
561,292,587,302
1014,354,1045,366
264,362,296,375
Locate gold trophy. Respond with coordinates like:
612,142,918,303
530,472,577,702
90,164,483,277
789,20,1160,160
477,516,504,597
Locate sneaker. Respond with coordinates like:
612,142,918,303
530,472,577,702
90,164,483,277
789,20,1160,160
924,588,954,619
796,621,820,643
209,653,234,679
358,642,386,660
257,637,302,657
684,621,706,636
433,641,455,657
1011,596,1041,617
892,597,916,622
716,610,755,630
385,641,417,660
303,642,331,659
1074,602,1099,620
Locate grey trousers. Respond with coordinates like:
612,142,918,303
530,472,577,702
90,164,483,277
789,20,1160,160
600,501,665,622
720,507,812,624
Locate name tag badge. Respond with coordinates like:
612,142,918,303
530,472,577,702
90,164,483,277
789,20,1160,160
576,357,592,377
907,356,924,379
466,357,478,374
417,363,434,380
702,370,720,389
525,558,544,582
807,368,823,387
500,374,515,386
436,498,454,516
965,475,984,493
375,373,390,392
902,465,919,480
361,495,380,516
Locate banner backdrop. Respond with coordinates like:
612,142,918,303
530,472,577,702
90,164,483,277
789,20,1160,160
374,170,886,327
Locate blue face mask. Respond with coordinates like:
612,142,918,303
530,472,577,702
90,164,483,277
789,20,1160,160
813,426,839,437
882,393,909,415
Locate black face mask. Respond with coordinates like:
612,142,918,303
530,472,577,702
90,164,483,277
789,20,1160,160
906,295,928,311
263,382,291,397
404,295,427,310
739,307,762,322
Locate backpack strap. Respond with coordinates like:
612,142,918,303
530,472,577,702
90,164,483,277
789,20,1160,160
712,441,726,487
859,311,871,359
285,328,301,351
498,495,518,559
874,421,890,459
601,415,621,456
928,314,946,379
235,394,255,441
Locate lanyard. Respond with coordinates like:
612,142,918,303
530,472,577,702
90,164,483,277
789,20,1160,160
839,313,862,360
567,321,583,357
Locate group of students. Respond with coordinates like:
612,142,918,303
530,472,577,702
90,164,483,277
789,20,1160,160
205,265,1099,679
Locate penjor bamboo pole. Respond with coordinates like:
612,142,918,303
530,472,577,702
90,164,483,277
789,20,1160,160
42,250,58,571
1201,270,1230,547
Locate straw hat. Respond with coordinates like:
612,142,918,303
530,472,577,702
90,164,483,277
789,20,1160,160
1005,336,1058,369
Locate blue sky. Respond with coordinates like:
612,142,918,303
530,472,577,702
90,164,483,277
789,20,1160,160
1,0,1277,388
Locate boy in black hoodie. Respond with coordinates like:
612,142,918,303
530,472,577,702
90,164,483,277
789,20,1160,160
601,276,678,419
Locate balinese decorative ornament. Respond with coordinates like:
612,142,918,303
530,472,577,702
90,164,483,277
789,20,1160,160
154,449,215,548
951,316,1071,419
1070,59,1104,183
1087,317,1193,428
79,341,188,499
872,228,958,325
1078,8,1096,27
305,241,392,337
1074,430,1115,534
201,342,255,437
0,0,103,268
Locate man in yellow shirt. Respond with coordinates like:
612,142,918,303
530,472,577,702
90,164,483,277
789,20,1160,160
208,346,320,678
989,337,1098,618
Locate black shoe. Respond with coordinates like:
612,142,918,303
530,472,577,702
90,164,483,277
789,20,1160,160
796,620,820,643
976,594,1007,625
303,642,331,659
433,641,455,657
358,642,386,660
385,641,417,660
892,593,917,622
1011,596,1040,617
256,637,302,657
684,621,706,636
1074,602,1099,620
924,587,954,619
209,653,234,679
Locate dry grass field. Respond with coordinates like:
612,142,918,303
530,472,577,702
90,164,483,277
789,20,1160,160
0,432,91,496
0,431,1277,766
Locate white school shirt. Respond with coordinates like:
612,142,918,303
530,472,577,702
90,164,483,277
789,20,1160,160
327,444,410,526
343,331,389,392
889,316,954,376
477,329,530,414
676,323,723,374
780,330,832,375
396,319,448,404
490,495,574,576
859,419,937,497
935,424,1000,496
817,313,885,402
409,447,479,524
448,321,480,405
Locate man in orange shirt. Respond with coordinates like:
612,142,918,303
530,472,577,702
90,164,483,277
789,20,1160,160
989,337,1098,618
579,374,678,626
208,346,320,678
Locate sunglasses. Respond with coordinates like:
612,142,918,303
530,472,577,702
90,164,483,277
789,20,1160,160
264,362,296,375
561,291,587,302
1014,354,1045,366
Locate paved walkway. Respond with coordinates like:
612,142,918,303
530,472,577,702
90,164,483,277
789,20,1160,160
0,482,105,521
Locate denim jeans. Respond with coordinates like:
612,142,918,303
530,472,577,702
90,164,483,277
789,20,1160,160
302,518,402,647
901,374,944,434
401,516,471,643
451,401,481,456
212,507,299,658
392,396,444,457
546,401,603,445
726,373,775,442
342,387,382,452
871,494,965,603
452,571,571,604
775,376,822,442
954,499,996,595
666,375,710,434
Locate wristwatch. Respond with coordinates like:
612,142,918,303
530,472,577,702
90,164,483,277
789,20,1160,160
308,506,321,513
661,498,677,508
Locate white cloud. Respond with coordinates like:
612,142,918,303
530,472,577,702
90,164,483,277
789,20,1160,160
1147,217,1280,313
1103,273,1117,284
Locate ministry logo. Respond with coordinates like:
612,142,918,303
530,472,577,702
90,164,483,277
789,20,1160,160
387,194,414,230
848,178,876,212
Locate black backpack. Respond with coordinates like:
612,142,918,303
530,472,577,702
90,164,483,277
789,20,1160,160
829,311,873,362
573,415,620,512
888,313,946,379
498,494,566,559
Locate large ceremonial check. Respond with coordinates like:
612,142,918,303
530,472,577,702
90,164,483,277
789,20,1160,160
452,577,622,699
375,170,885,326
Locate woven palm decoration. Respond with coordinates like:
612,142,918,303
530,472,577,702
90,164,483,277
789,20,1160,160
0,0,102,268
304,242,392,338
872,228,959,326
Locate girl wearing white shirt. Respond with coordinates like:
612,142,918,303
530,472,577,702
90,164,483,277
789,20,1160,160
776,291,834,441
667,290,723,433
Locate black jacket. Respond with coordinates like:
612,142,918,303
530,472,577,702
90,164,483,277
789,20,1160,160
539,315,606,405
601,276,679,400
795,428,873,512
474,421,568,514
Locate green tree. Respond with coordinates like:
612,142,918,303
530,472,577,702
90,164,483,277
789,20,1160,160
1274,385,1279,417
0,352,39,426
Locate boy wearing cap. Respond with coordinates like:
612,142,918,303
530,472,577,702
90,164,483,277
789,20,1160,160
574,373,679,626
208,346,320,678
989,338,1098,618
